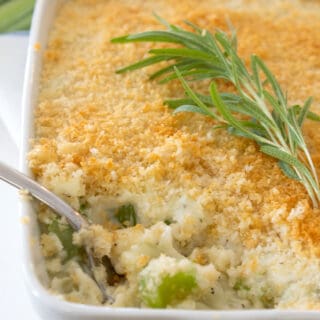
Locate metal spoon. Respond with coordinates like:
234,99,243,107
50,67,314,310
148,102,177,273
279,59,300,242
0,161,112,303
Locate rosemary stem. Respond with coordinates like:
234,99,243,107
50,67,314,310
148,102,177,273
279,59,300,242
112,16,320,207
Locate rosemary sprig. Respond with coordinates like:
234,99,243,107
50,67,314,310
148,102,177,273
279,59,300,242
111,16,320,207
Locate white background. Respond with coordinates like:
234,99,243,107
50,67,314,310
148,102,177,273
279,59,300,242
0,34,41,319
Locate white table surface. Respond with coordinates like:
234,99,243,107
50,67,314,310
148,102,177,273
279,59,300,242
0,34,41,319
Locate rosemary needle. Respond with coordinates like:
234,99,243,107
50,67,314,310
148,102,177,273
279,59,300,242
111,15,320,208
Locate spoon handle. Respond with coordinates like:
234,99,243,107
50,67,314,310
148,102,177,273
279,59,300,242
0,161,87,230
0,161,113,302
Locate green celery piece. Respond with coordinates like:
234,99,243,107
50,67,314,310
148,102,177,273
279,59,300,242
48,219,80,260
79,201,89,215
115,203,137,227
260,293,275,308
164,219,173,225
140,271,197,308
0,0,35,33
233,278,250,291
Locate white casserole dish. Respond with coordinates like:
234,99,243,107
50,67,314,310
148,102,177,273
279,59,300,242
19,1,320,319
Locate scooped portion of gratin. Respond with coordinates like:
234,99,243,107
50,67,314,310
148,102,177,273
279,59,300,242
29,0,320,309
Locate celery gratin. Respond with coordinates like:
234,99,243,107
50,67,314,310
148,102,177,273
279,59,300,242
29,0,320,309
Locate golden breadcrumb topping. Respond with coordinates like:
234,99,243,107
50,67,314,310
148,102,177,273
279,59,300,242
29,0,320,309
